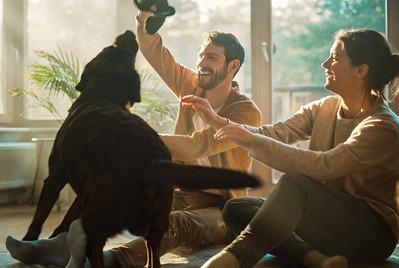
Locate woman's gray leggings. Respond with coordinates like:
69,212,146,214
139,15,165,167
223,173,396,268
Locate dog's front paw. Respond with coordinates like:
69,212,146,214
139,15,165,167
22,229,41,241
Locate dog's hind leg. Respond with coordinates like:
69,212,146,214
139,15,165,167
23,170,68,241
50,196,83,238
144,237,161,268
83,221,109,268
143,239,152,268
144,209,171,268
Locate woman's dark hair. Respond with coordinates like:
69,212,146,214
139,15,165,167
204,31,245,77
334,29,399,98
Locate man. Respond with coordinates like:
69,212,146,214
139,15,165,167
6,9,261,268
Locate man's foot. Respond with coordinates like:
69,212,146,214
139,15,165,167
6,232,70,267
66,219,87,268
200,250,240,268
301,250,348,268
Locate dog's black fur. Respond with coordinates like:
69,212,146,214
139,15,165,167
20,30,259,268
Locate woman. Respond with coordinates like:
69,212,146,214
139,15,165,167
182,29,399,268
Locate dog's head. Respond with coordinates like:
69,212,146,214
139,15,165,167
75,30,141,106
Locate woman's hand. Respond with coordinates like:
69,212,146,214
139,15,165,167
181,95,227,129
214,123,254,149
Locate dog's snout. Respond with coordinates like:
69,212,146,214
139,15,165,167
112,30,138,54
123,30,135,38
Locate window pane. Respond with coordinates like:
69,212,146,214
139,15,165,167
25,0,117,120
0,0,4,114
271,0,386,182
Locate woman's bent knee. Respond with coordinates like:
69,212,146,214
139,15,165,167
223,197,265,235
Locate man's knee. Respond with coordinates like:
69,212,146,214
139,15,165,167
169,208,224,234
168,208,228,247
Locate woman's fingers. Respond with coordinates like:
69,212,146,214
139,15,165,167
214,124,254,148
214,125,234,140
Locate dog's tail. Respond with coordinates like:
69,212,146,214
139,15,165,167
143,160,260,189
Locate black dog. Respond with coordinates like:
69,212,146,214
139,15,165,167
19,30,259,268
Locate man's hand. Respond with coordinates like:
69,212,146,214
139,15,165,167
181,95,229,129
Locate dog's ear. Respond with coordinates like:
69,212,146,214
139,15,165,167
128,71,141,103
75,45,116,93
105,69,141,106
76,31,137,94
75,63,94,92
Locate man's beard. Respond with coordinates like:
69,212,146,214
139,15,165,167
198,65,228,90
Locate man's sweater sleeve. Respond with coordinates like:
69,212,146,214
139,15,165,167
136,11,197,98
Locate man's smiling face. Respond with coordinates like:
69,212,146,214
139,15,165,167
196,42,228,90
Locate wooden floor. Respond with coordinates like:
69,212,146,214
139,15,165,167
1,203,399,268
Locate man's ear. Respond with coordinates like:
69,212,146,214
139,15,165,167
356,63,369,79
229,59,240,73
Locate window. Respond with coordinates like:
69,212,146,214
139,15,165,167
0,0,4,115
25,0,118,120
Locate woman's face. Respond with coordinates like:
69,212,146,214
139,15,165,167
321,41,360,96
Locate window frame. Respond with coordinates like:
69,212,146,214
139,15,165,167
0,0,397,189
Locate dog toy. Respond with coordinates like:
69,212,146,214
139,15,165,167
134,0,175,35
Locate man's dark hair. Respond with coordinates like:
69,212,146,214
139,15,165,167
204,31,245,76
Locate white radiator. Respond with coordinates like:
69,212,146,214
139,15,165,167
0,142,37,190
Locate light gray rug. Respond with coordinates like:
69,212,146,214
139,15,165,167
2,245,399,268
